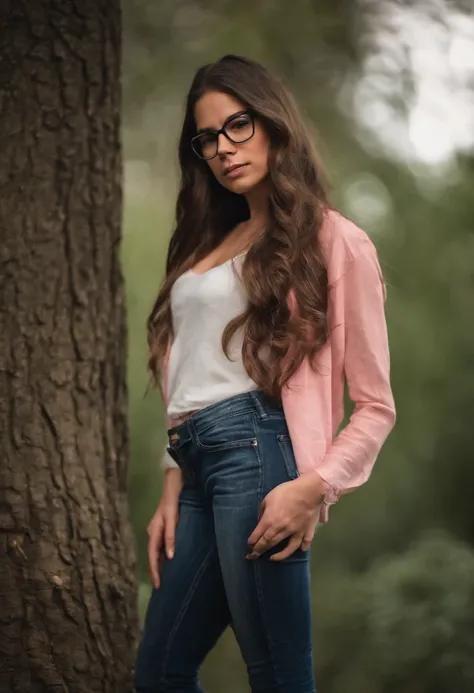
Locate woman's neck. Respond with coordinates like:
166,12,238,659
245,183,269,232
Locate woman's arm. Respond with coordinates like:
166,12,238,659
156,342,181,471
247,241,395,559
315,243,396,493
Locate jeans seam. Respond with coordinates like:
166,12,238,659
159,544,217,686
277,435,300,480
196,439,256,453
251,413,263,513
254,561,281,691
249,390,268,420
192,407,256,436
252,413,280,689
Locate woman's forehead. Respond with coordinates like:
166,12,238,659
194,91,246,131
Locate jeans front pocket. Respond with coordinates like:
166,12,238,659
193,412,258,452
277,434,300,480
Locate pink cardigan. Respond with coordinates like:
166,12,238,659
160,209,396,514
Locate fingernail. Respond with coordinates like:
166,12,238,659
245,552,258,560
167,548,174,559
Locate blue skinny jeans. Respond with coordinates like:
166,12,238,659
134,390,316,693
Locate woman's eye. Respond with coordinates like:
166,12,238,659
230,117,250,130
200,134,216,146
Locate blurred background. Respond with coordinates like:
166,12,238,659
121,1,474,691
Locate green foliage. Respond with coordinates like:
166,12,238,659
138,581,152,623
315,533,474,693
365,533,474,691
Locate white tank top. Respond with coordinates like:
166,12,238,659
166,254,258,418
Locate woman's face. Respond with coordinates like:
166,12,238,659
193,91,270,195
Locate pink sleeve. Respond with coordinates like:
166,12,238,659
316,245,396,493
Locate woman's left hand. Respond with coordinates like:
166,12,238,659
246,473,327,561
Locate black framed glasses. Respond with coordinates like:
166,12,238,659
191,110,255,160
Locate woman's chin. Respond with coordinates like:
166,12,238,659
224,175,262,196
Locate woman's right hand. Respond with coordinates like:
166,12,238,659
147,467,184,588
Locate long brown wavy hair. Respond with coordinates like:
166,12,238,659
148,54,330,399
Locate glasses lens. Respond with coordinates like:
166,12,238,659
191,113,254,159
225,113,254,143
193,133,217,160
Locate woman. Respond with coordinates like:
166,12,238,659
134,54,395,693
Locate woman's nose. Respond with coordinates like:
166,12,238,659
217,132,237,156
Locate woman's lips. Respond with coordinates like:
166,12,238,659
224,163,248,178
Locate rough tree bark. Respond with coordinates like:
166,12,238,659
0,2,139,691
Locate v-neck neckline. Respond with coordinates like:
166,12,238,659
187,250,248,277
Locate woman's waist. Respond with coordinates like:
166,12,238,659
167,381,260,427
167,388,284,444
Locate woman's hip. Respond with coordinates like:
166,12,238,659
167,390,299,496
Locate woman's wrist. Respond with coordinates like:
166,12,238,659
297,471,331,508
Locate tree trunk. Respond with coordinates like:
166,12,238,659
0,2,139,691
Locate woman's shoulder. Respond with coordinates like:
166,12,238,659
319,207,378,284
